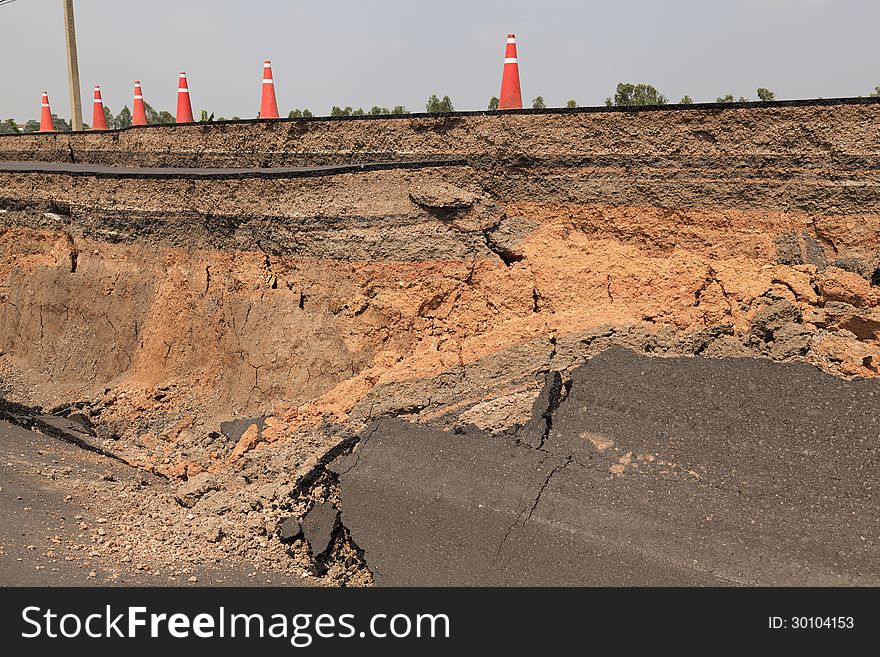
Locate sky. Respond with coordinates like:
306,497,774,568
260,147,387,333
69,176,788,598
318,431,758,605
0,0,878,121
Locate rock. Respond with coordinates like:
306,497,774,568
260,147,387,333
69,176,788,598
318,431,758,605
775,231,827,269
220,416,267,443
812,332,880,375
775,232,801,266
278,516,302,542
821,302,880,341
748,300,817,359
160,459,204,480
801,233,827,270
457,389,539,434
174,472,220,508
227,423,263,462
67,412,93,430
138,432,158,449
768,322,814,360
161,415,194,442
483,215,539,264
768,266,818,304
205,524,224,543
817,267,878,308
409,182,478,209
302,501,338,557
831,257,870,279
749,300,802,341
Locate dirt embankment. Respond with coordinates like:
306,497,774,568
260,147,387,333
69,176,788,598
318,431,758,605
3,100,880,167
1,103,879,583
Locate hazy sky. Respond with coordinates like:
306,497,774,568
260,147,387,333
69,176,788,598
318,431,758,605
0,0,878,121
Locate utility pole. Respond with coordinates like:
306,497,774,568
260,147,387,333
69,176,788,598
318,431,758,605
62,0,83,131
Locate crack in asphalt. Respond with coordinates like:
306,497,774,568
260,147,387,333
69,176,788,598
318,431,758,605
489,454,575,574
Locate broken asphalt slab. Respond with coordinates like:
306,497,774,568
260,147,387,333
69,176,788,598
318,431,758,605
332,348,880,586
0,398,121,461
302,501,339,558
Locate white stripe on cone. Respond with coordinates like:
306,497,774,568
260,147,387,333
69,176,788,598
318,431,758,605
178,88,190,93
262,79,274,83
504,58,518,63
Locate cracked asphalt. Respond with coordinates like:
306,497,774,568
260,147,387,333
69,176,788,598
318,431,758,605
333,348,880,586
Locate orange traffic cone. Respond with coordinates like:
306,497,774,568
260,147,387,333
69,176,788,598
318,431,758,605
132,80,147,126
92,86,108,130
498,34,523,110
176,72,194,123
260,60,280,119
39,91,55,132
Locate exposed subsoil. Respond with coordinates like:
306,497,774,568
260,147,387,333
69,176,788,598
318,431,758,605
1,103,879,585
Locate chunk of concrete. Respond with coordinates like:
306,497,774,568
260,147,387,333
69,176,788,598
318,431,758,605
174,471,220,508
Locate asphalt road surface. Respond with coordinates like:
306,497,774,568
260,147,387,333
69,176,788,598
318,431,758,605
334,348,880,586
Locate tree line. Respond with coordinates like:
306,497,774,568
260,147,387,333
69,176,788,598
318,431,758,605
5,85,880,132
600,83,779,107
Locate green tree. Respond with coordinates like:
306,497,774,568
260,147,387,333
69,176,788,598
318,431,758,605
102,106,113,128
22,119,40,133
716,94,748,103
198,110,214,123
488,96,499,111
0,119,20,134
532,96,546,109
870,85,880,97
302,109,313,118
391,106,407,114
288,109,303,118
114,105,132,129
51,114,71,131
426,94,454,112
143,101,172,125
331,106,352,116
352,108,365,116
369,106,390,115
605,83,667,107
565,99,577,108
756,88,775,102
679,95,694,104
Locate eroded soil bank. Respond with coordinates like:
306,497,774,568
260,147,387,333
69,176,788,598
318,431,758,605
1,104,879,584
